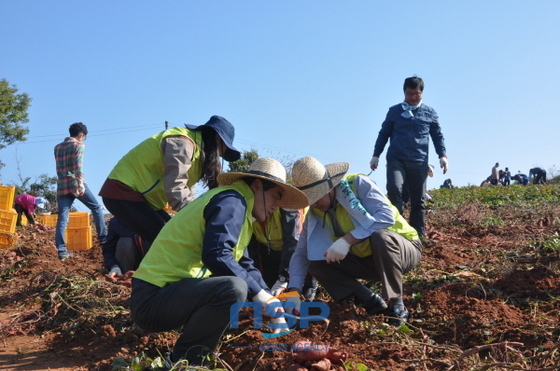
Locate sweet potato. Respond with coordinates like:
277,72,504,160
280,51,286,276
293,341,331,361
310,358,331,371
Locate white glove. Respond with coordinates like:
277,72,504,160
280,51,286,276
325,237,351,263
270,316,288,334
284,292,302,316
270,279,288,296
253,289,273,304
440,157,448,174
369,156,379,170
108,266,122,276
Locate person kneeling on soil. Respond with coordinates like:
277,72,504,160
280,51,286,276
285,157,423,327
248,206,318,301
130,158,308,369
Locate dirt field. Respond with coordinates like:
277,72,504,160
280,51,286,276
1,187,559,371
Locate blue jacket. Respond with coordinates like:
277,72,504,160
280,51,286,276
373,103,446,163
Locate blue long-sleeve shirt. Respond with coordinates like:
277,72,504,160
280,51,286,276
202,190,269,298
373,103,446,163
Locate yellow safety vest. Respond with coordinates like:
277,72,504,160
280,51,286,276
133,180,254,287
108,127,203,210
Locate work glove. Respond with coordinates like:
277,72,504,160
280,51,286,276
270,279,288,296
325,237,351,263
439,156,449,174
369,156,379,171
253,289,286,333
108,266,122,276
269,316,288,333
284,291,302,316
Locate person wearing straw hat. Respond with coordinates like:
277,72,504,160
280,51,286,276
130,158,308,369
286,156,422,327
100,115,241,246
369,76,447,237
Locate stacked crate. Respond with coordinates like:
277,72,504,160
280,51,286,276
37,211,93,251
0,186,17,249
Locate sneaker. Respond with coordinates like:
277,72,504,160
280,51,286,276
385,306,409,327
358,293,388,315
165,352,200,371
58,252,74,261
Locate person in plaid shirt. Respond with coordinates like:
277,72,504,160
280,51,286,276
54,122,107,261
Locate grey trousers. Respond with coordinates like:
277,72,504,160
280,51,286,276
308,229,422,301
130,276,247,365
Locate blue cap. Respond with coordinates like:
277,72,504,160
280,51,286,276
185,115,241,162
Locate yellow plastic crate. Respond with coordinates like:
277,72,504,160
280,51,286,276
0,233,18,249
69,212,90,228
36,212,91,228
0,186,15,211
0,209,17,234
37,214,58,227
66,226,92,251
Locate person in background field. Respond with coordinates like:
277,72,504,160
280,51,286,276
100,115,241,246
491,162,500,185
54,122,107,261
502,167,511,186
529,167,547,185
248,207,318,300
286,157,422,328
103,216,150,276
14,194,46,226
370,76,448,237
130,158,308,369
512,172,529,186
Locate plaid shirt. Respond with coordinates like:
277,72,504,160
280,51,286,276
54,137,85,196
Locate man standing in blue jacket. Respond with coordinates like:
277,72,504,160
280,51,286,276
369,76,448,237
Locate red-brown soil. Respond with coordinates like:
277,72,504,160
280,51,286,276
1,200,559,371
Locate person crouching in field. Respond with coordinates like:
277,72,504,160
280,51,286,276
130,158,308,369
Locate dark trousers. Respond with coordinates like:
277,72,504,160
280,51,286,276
386,159,429,236
102,197,171,244
14,203,35,226
130,276,247,365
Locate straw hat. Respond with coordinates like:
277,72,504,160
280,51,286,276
292,157,349,205
217,158,309,209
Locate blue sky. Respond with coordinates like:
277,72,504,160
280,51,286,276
1,1,559,212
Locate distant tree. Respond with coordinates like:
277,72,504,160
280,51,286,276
228,149,260,173
0,79,31,150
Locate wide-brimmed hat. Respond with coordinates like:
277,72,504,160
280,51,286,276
217,158,308,209
35,197,47,209
185,115,241,162
292,157,349,205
